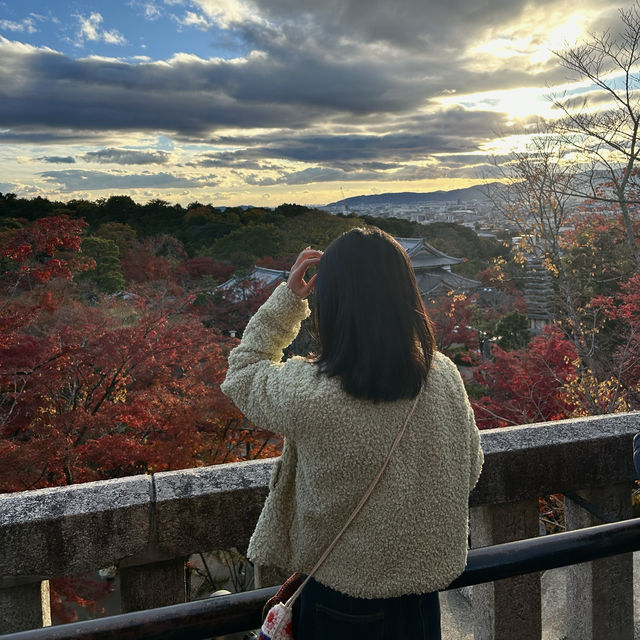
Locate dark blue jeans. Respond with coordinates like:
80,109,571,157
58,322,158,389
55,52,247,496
293,577,441,639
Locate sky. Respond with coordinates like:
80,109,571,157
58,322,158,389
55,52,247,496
0,0,630,207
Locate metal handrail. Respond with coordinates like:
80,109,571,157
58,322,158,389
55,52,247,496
3,517,640,640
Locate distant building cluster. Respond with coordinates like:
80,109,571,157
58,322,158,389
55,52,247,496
324,198,502,234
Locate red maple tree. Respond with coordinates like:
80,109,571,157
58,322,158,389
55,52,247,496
0,217,278,492
472,325,579,429
426,292,479,362
0,216,288,622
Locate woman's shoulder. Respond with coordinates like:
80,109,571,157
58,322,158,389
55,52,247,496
430,350,458,375
280,356,338,396
426,351,467,395
286,356,343,395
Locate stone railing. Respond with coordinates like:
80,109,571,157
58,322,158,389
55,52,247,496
1,412,638,639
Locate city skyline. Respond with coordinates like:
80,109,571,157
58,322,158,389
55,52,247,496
0,0,631,206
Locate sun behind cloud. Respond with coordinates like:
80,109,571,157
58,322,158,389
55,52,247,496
0,0,629,205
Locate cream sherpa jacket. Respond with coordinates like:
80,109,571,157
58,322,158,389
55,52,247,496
221,283,483,599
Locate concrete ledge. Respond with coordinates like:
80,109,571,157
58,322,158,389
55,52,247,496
471,412,640,506
0,474,152,580
153,460,272,555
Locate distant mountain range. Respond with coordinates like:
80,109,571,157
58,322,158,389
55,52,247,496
325,183,501,208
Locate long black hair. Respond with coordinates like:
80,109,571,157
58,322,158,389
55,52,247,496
312,227,436,402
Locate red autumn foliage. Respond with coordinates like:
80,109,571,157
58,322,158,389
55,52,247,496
192,278,274,334
0,218,282,495
472,325,579,429
174,256,235,288
0,215,94,290
0,219,283,620
49,575,114,624
589,273,640,404
475,264,527,319
0,285,251,492
119,235,186,284
426,292,479,359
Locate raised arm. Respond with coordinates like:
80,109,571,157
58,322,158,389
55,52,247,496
220,249,321,436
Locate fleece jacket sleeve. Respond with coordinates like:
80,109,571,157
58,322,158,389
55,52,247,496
220,283,311,437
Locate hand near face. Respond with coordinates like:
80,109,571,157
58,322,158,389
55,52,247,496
287,247,323,298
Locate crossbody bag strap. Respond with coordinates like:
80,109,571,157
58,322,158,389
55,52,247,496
284,392,421,608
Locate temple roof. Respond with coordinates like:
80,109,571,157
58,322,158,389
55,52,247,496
415,268,480,296
242,266,289,287
216,266,288,301
218,238,477,300
395,237,462,269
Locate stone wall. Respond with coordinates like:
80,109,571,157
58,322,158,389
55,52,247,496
1,412,638,638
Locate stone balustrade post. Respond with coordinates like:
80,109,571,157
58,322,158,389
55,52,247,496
120,553,187,612
470,499,542,640
0,579,50,634
0,475,152,632
565,483,634,640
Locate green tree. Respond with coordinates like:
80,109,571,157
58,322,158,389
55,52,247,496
275,203,309,218
96,222,138,256
80,236,125,293
279,209,363,252
208,224,285,261
495,310,531,351
101,195,138,224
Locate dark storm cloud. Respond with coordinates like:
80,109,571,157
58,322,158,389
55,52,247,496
171,104,514,187
0,129,106,143
0,7,584,141
0,39,428,135
230,0,630,102
190,107,507,170
188,151,268,169
241,0,538,47
264,132,478,162
244,158,496,186
83,148,170,164
38,155,76,163
224,0,521,66
430,153,511,167
1,0,626,194
245,167,381,186
40,169,217,191
191,150,401,172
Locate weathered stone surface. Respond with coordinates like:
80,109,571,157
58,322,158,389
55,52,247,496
566,483,634,640
153,460,272,556
470,499,542,640
0,582,47,634
2,413,636,581
120,557,186,612
471,412,639,506
0,412,638,635
0,474,152,578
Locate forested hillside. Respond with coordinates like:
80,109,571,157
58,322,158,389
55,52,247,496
0,194,501,270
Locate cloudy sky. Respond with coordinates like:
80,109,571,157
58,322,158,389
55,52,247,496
0,0,628,206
